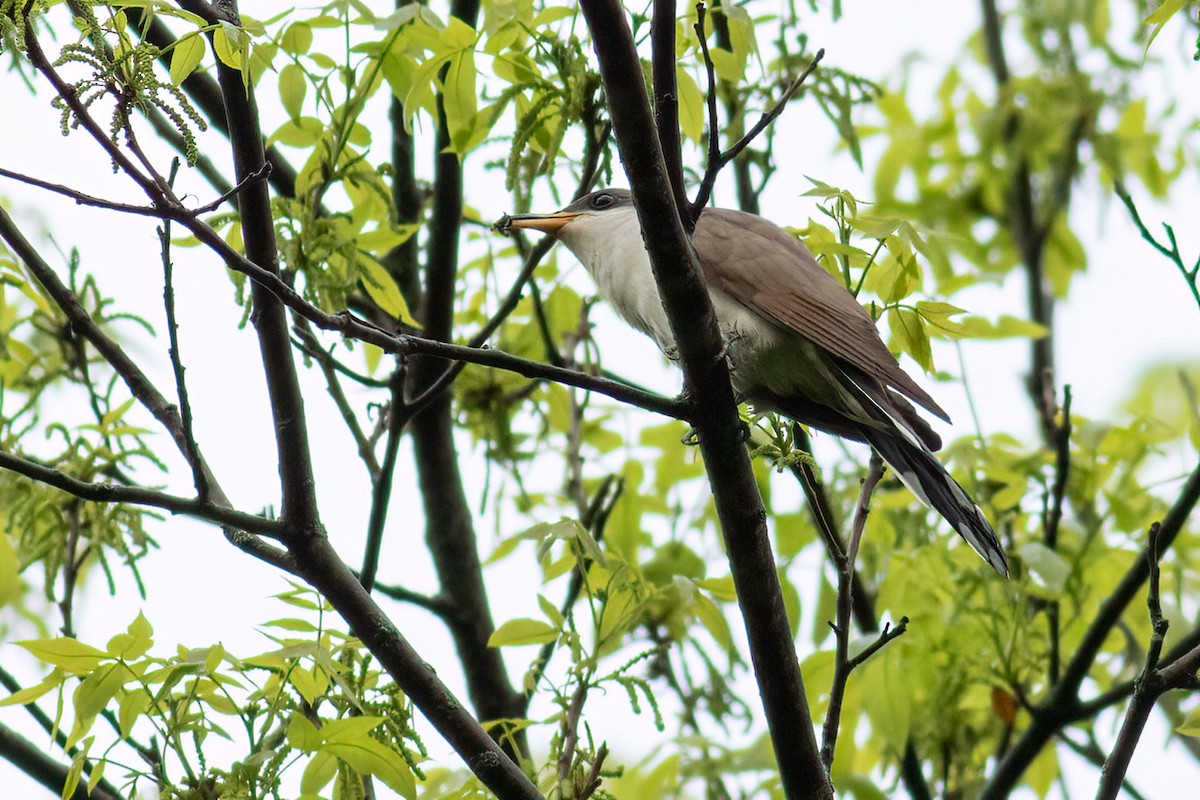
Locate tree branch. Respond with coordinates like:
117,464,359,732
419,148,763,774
578,2,832,796
690,48,824,216
983,462,1200,799
651,0,690,223
821,454,888,768
0,450,284,537
0,721,121,800
1095,523,1197,799
188,0,321,535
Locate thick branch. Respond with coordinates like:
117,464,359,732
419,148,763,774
290,535,543,799
196,0,321,534
579,3,832,796
0,722,121,800
403,0,526,748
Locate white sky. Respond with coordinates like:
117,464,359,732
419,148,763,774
1,1,1198,798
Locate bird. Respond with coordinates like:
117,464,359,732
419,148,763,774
497,188,1007,575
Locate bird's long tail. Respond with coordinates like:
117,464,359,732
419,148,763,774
862,429,1008,576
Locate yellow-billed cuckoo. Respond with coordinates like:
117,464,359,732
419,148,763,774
497,188,1007,575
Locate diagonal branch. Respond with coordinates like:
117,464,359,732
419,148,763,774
578,2,833,796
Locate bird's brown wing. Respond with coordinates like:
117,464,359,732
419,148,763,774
693,207,950,422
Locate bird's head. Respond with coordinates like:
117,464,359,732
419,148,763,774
494,189,635,248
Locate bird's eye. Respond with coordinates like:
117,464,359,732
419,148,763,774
591,193,615,210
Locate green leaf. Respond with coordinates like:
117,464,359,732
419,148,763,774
597,584,640,647
264,617,319,632
321,736,416,799
280,22,313,55
169,34,206,85
300,750,338,794
1026,736,1059,799
537,594,565,629
213,22,248,71
269,117,325,148
1177,706,1200,737
695,575,737,601
692,591,732,652
1017,543,1070,596
87,759,107,796
279,64,307,121
287,711,323,751
61,739,90,800
675,67,704,144
72,663,135,744
0,531,18,608
888,307,933,373
118,690,149,737
17,638,109,674
359,256,419,326
0,669,65,707
1142,0,1189,53
488,618,558,647
106,612,154,660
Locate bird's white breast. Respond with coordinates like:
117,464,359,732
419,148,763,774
556,208,793,395
558,208,678,352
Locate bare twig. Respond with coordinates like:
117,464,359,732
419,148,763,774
984,462,1200,799
1044,385,1072,685
690,48,825,216
694,3,721,197
292,322,381,477
1095,523,1200,799
0,449,285,538
159,164,209,500
821,453,888,768
360,368,406,592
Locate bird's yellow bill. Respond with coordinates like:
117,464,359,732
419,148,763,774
497,211,581,235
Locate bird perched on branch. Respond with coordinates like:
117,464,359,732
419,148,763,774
496,188,1007,575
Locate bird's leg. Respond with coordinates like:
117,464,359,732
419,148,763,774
677,386,753,446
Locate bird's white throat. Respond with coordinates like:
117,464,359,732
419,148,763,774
557,206,679,353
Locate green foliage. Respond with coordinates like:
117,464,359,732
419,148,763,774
4,590,425,799
0,0,1198,798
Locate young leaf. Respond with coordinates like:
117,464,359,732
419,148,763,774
488,618,558,647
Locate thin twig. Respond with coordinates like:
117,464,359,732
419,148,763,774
1114,181,1200,314
373,583,455,617
1044,385,1072,685
292,322,381,477
0,449,285,537
360,368,406,592
690,48,825,216
821,453,886,768
159,161,209,500
1096,523,1172,799
694,2,721,196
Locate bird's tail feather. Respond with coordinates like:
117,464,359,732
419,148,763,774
863,429,1008,576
